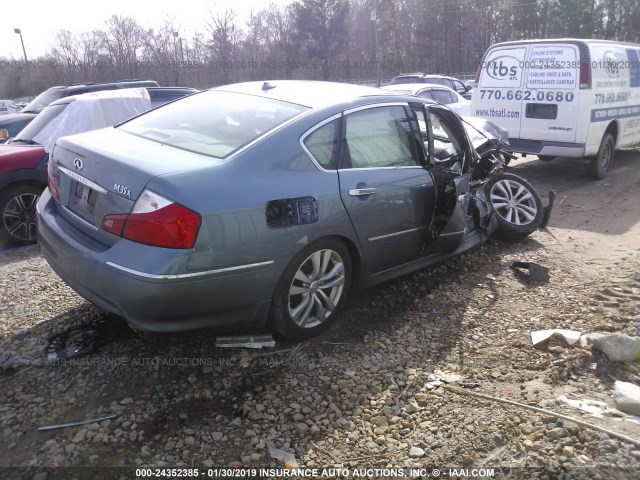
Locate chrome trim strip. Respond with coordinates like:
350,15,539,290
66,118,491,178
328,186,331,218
105,260,274,279
369,226,426,242
344,102,408,115
61,206,99,232
59,167,108,194
339,166,423,172
437,231,464,237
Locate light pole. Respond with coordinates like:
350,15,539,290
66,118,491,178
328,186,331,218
371,2,380,87
14,28,34,101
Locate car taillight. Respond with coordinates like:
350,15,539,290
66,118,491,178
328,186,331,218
579,63,591,89
102,190,201,249
47,161,61,202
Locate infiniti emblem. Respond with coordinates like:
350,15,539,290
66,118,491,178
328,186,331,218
73,158,84,171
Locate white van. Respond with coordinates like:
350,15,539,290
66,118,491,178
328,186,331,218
471,39,640,178
0,100,18,115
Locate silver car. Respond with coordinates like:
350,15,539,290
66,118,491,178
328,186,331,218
37,81,551,340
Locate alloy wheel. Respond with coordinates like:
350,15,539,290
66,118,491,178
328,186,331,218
3,192,39,242
288,249,346,329
489,179,538,226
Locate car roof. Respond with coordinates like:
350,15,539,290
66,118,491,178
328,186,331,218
45,80,159,93
48,87,199,107
212,81,392,109
382,83,460,95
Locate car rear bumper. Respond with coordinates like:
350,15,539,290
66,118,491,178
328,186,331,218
508,138,586,157
36,189,275,332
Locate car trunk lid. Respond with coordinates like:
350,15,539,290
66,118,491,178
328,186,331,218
51,127,219,244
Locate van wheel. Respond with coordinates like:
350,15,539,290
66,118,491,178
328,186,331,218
537,155,556,162
589,133,615,180
270,238,351,340
486,173,543,242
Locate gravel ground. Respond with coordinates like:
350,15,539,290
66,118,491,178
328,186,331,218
1,153,640,480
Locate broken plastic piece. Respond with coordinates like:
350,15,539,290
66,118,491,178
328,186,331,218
267,441,299,469
38,413,117,431
215,334,276,349
511,261,550,284
45,316,132,361
531,329,581,347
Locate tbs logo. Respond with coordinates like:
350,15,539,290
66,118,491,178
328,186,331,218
486,56,519,80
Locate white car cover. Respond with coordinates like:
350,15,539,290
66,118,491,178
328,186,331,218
33,88,152,153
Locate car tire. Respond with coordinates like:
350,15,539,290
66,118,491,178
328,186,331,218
537,155,556,162
0,184,42,246
270,238,352,340
589,132,615,180
486,172,544,242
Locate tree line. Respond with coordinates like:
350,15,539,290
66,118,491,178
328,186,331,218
1,0,639,99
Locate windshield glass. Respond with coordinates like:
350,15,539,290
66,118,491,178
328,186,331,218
13,104,69,143
119,91,308,158
22,91,65,114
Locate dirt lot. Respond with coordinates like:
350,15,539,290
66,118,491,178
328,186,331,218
1,152,640,480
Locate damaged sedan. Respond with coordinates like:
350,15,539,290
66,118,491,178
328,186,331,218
37,81,553,340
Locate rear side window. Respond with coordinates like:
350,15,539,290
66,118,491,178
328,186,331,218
343,106,419,168
303,119,340,169
432,90,455,104
119,91,308,159
417,90,434,100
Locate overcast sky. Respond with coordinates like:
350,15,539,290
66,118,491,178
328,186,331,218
1,0,293,59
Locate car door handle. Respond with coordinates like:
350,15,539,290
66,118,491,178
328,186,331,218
349,188,376,197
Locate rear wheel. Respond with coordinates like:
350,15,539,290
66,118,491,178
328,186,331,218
270,238,351,340
0,185,42,246
486,173,543,242
589,132,615,180
537,155,556,162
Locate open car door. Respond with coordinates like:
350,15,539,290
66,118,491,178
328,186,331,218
411,104,475,257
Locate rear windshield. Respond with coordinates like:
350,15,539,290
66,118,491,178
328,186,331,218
22,90,66,114
390,76,422,85
119,91,308,158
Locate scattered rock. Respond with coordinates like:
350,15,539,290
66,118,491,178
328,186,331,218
593,334,640,362
613,381,640,416
409,446,425,458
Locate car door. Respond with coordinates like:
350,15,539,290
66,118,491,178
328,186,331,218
337,104,436,274
411,104,474,256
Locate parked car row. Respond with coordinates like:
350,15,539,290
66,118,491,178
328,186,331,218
0,80,159,143
0,86,197,245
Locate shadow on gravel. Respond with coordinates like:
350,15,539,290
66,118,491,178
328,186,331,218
1,236,553,469
0,243,42,267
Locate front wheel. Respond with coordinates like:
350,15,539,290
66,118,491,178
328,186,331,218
589,132,615,180
486,172,544,242
0,185,42,246
270,238,351,340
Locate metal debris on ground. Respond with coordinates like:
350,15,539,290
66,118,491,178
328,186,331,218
215,335,276,349
511,261,550,284
45,316,133,361
38,413,118,432
531,329,581,347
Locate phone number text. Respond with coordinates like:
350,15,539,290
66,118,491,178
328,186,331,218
479,89,575,102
